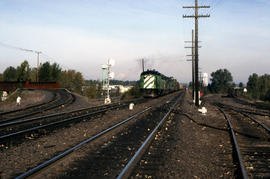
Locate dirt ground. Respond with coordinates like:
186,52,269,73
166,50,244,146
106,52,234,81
130,91,237,178
1,90,266,178
0,89,53,112
0,92,177,179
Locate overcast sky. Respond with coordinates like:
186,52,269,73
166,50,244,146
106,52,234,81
0,0,269,83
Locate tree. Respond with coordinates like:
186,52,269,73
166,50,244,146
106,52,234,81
247,73,270,101
38,62,61,82
122,82,142,99
210,69,233,93
50,63,61,81
16,60,30,81
83,85,97,98
28,68,37,82
247,73,259,99
3,66,17,81
258,74,270,100
73,72,84,93
239,82,244,87
0,73,3,81
266,89,270,102
59,70,84,93
38,62,51,82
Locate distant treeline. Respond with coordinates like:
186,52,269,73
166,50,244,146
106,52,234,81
246,73,270,101
0,60,84,93
0,60,139,98
84,80,138,86
83,79,139,99
110,80,138,86
204,69,270,102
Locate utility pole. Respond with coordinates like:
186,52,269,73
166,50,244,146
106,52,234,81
183,0,210,106
142,58,145,72
185,31,201,101
185,30,195,100
36,51,41,82
107,59,111,102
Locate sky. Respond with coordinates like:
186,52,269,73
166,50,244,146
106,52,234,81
0,0,269,83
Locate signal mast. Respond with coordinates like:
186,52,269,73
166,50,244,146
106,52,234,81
102,58,115,104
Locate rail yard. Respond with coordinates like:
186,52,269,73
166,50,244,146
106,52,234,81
1,0,270,178
0,88,269,178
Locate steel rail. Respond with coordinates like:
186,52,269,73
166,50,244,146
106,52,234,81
0,91,57,116
0,103,108,128
0,90,74,123
218,108,248,179
0,103,127,140
117,94,182,179
241,112,270,133
0,98,142,128
15,107,152,179
218,103,270,133
218,103,270,117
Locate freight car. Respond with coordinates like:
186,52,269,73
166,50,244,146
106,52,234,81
139,70,179,97
0,81,60,92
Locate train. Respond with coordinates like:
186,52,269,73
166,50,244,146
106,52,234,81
0,81,60,92
139,69,180,97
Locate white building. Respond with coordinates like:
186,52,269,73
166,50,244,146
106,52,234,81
102,85,133,93
202,73,208,87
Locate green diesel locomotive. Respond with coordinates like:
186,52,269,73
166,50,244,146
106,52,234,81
139,70,179,97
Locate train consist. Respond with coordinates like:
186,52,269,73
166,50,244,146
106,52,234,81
140,70,180,97
0,81,60,92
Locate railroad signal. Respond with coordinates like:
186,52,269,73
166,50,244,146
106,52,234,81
102,58,115,104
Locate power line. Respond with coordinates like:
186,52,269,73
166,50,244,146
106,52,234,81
205,0,224,15
0,41,43,81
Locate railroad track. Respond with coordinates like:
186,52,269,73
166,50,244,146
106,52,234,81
0,97,147,145
0,89,75,123
13,91,183,178
0,89,57,116
218,104,270,178
233,96,270,112
218,102,270,117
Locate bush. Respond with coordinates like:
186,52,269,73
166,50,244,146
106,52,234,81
266,89,270,102
83,85,98,99
121,85,142,99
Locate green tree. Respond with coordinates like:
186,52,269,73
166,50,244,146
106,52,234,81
38,62,51,82
50,63,61,81
29,67,37,82
59,70,84,93
83,85,97,98
247,73,259,99
258,74,270,100
239,82,244,87
73,72,84,93
0,73,3,81
3,66,17,81
266,89,270,102
38,62,61,82
122,82,142,99
210,69,233,93
16,60,31,81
